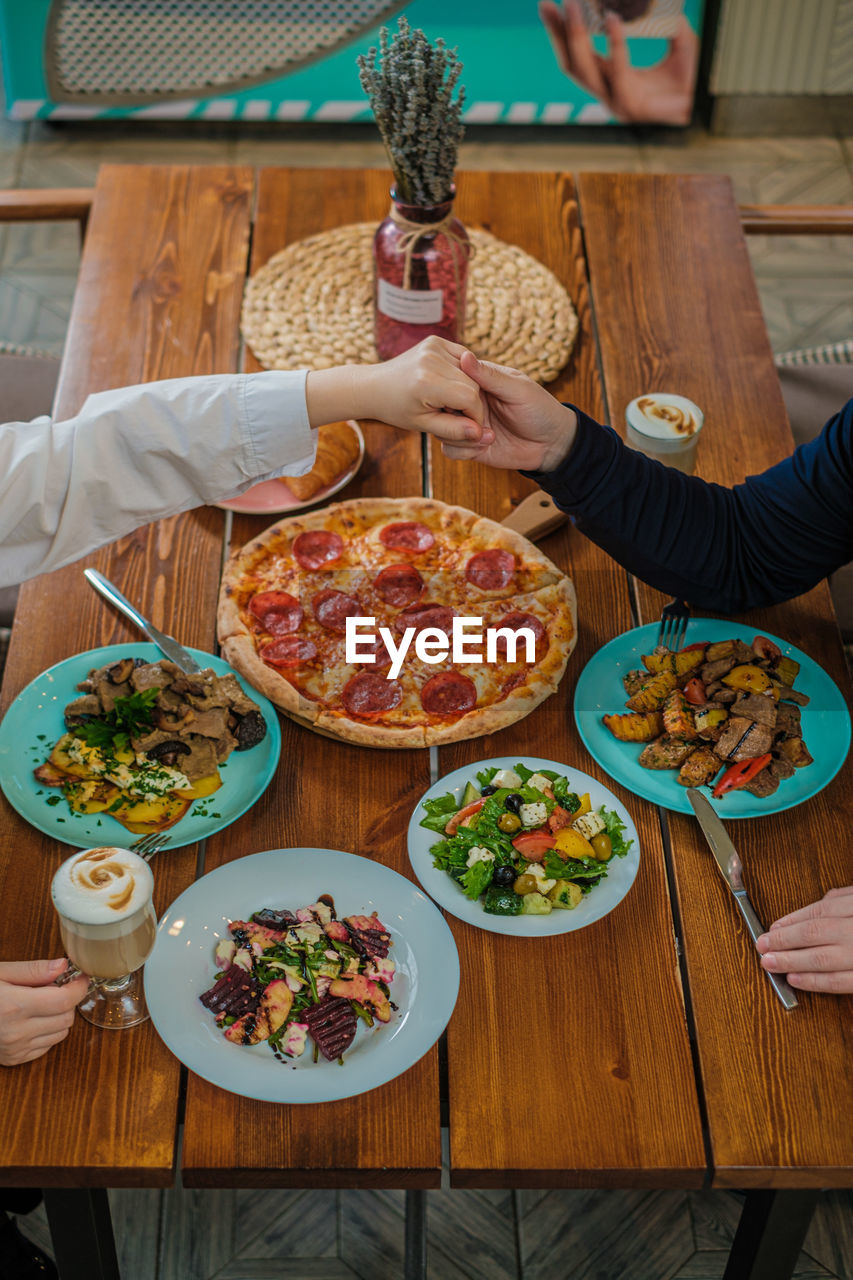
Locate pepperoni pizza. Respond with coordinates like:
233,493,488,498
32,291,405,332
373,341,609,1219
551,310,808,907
218,498,576,747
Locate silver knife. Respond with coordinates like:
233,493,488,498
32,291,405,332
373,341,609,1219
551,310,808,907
84,568,204,675
686,788,797,1010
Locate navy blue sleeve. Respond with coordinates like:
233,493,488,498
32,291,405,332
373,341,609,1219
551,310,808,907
525,399,853,615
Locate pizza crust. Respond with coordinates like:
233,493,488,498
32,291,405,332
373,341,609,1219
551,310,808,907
218,496,577,748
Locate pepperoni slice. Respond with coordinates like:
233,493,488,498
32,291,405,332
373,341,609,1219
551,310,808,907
292,529,343,571
312,588,361,632
248,590,303,636
260,635,318,668
354,634,393,668
490,611,546,658
465,548,516,590
342,671,403,718
394,602,455,637
374,563,424,608
379,522,435,553
420,671,478,717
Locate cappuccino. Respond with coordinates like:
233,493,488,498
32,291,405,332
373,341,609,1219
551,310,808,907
625,393,704,474
52,847,156,979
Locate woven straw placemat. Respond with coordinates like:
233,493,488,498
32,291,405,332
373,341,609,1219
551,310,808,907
242,222,577,384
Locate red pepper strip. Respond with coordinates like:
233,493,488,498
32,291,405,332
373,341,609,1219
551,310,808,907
683,676,706,705
681,642,707,652
712,753,773,798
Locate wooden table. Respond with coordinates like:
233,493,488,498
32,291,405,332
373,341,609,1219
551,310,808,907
1,167,850,1280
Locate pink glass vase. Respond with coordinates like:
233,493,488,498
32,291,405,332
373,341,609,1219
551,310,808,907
373,186,469,360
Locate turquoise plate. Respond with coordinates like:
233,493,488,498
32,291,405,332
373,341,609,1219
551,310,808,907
0,643,281,849
573,620,851,818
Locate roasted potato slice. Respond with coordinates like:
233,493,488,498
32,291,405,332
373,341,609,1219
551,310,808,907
625,670,677,712
602,711,664,742
112,793,194,834
662,691,699,740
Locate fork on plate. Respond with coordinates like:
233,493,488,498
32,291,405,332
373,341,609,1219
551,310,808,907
129,832,171,861
657,599,690,652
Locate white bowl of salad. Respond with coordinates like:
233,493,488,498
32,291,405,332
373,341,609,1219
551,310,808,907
407,757,641,936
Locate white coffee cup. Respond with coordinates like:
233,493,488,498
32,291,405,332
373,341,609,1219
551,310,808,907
625,393,704,474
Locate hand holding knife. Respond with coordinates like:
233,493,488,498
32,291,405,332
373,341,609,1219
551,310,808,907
686,788,798,1010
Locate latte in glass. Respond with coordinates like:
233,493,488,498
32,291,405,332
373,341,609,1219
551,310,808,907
625,393,704,474
51,846,156,980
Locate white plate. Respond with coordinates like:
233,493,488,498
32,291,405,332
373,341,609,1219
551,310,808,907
407,756,641,936
144,848,459,1103
215,420,364,514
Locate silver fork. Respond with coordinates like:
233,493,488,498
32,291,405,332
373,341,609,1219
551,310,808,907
129,832,171,861
657,598,690,652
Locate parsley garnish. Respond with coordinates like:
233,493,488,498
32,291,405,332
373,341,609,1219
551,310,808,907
72,688,159,752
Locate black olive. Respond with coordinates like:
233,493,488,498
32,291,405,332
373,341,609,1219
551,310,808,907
480,784,498,796
492,864,516,888
233,709,267,750
505,793,523,814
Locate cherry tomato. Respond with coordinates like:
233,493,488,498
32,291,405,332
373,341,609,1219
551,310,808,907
444,798,486,836
683,677,707,705
752,635,781,661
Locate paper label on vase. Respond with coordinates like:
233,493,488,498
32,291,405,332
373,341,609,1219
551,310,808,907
377,278,444,324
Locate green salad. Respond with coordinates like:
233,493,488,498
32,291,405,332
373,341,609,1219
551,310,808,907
420,762,633,916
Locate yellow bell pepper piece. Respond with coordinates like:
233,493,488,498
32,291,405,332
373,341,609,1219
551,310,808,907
553,827,595,861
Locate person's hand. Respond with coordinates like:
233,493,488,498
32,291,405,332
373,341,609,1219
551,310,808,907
756,887,853,994
539,1,699,126
439,351,578,473
305,337,485,447
0,958,88,1066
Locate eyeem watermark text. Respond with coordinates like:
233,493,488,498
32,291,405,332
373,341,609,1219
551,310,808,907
345,616,536,679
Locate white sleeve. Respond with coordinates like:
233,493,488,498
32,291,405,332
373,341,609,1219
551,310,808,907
0,370,316,587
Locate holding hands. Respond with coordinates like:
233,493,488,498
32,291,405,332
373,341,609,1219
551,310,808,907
0,959,88,1066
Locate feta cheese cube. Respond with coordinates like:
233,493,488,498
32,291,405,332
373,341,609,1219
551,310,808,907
527,772,552,793
573,811,605,840
538,879,557,895
519,800,548,828
527,862,546,878
466,845,495,868
492,768,522,788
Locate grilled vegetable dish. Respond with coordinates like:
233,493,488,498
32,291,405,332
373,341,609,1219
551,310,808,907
200,897,395,1063
34,657,267,834
420,762,633,916
602,635,812,800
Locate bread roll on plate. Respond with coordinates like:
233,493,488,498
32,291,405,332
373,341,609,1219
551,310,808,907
281,420,361,501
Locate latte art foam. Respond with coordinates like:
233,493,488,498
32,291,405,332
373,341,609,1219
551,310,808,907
52,847,154,925
632,395,698,439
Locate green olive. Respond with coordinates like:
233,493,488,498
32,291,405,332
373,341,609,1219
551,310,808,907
513,873,539,896
498,812,522,833
590,832,613,862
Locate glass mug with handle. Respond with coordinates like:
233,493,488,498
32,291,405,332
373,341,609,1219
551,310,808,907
51,847,157,1029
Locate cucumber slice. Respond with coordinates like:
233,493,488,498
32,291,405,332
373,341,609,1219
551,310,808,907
461,780,481,806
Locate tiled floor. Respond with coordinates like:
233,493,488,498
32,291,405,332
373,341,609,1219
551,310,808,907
3,66,853,1280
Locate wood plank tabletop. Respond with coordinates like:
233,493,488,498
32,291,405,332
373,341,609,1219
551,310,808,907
0,164,253,1185
2,164,848,1202
577,172,853,1187
180,168,440,1189
429,171,706,1189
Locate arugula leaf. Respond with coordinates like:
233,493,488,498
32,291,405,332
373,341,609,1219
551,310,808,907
475,766,498,788
420,791,459,834
601,806,633,857
552,776,581,812
460,857,495,900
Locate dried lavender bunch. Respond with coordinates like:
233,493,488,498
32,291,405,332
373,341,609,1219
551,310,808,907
357,17,465,207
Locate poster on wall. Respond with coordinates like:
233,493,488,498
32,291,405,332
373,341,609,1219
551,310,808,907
0,0,705,126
